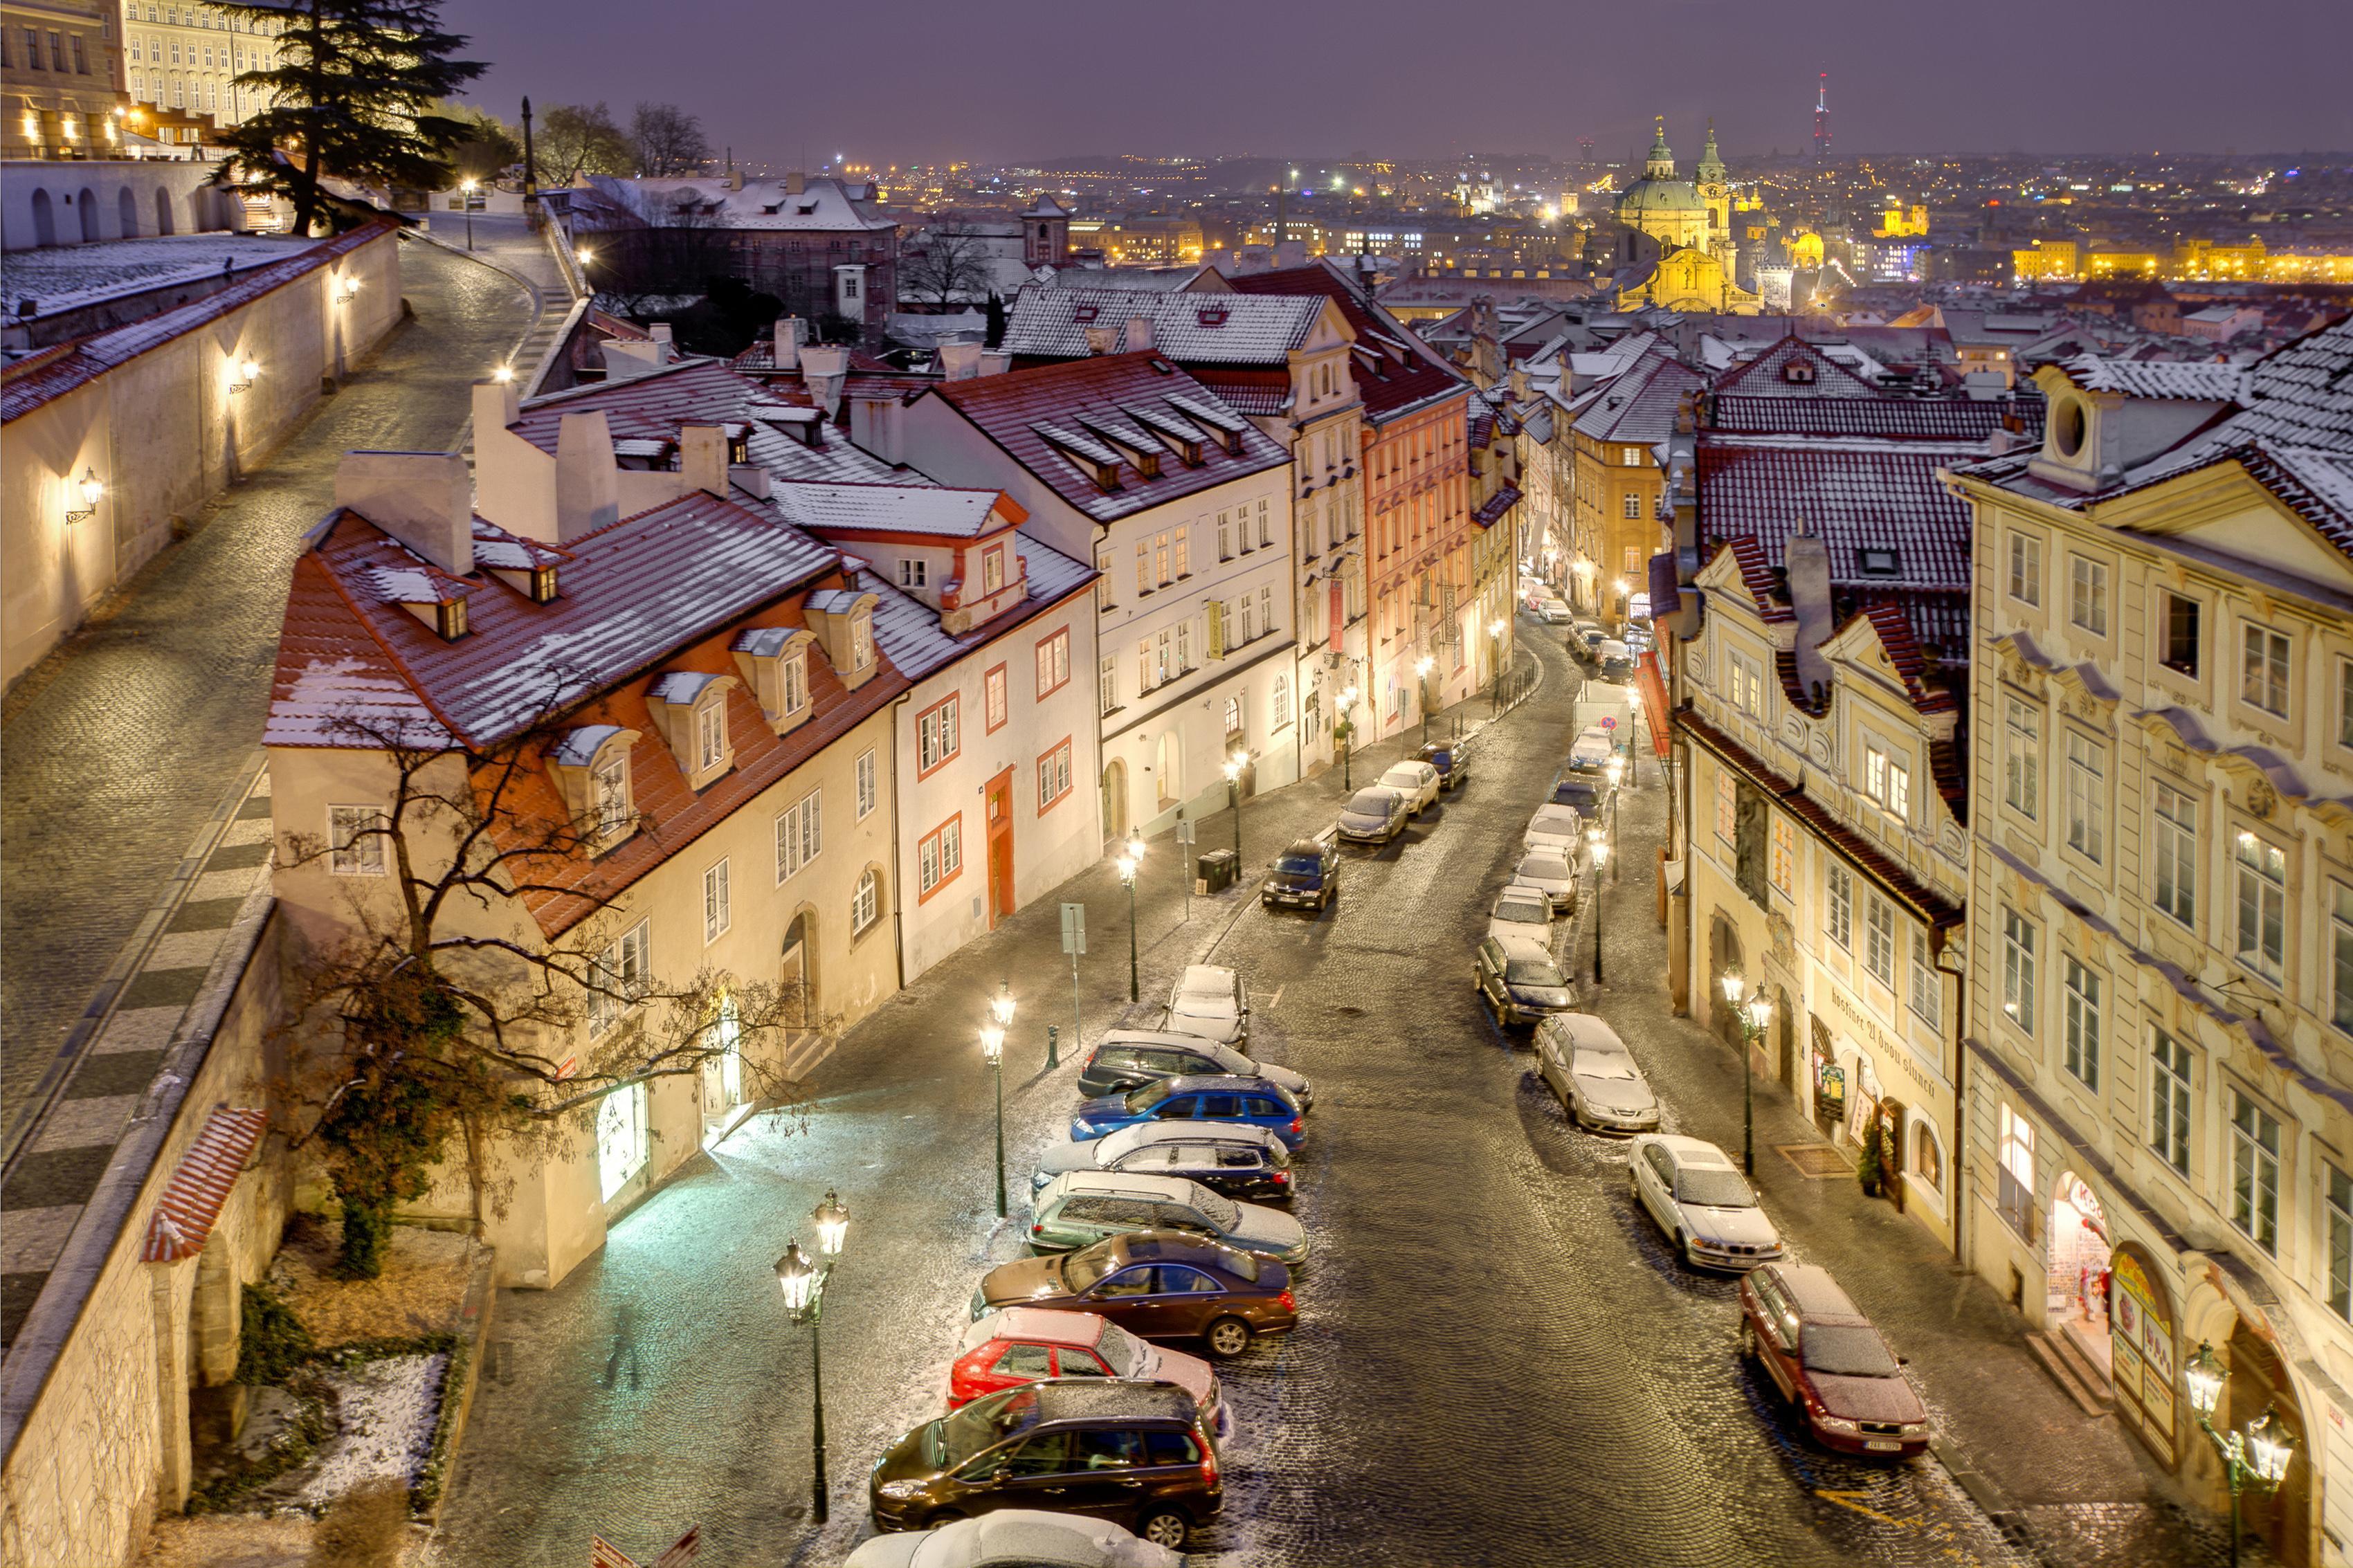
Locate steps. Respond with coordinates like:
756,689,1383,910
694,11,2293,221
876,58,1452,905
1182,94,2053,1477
2026,1327,2115,1416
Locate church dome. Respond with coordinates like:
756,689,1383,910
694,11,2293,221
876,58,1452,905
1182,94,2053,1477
1617,179,1704,217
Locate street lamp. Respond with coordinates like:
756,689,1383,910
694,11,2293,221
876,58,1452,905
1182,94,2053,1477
2184,1340,2299,1568
64,467,102,525
227,356,260,394
1488,617,1507,715
1337,684,1359,790
1587,829,1610,986
1416,655,1436,744
1116,843,1143,1002
1222,750,1246,861
1604,754,1626,881
460,177,476,251
1721,973,1770,1176
774,1187,850,1528
980,1020,1008,1219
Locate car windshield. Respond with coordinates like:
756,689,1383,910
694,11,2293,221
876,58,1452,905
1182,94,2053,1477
1276,853,1321,874
1188,1187,1242,1228
1062,1247,1111,1291
1574,1050,1639,1080
1346,790,1394,816
1505,957,1568,987
939,1385,1039,1464
1497,898,1548,925
1518,856,1570,880
1094,1322,1145,1378
1802,1324,1902,1378
1122,1079,1176,1113
1677,1169,1755,1208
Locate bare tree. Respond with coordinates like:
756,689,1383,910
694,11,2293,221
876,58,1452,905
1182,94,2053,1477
629,102,711,179
589,199,727,321
536,101,633,186
280,679,817,1278
901,228,999,310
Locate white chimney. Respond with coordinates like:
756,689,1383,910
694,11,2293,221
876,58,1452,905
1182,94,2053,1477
1786,520,1835,697
471,378,520,439
680,423,729,498
1082,325,1118,355
554,410,621,543
1126,315,1154,353
938,340,984,381
849,393,903,466
979,350,1012,377
772,316,806,372
334,451,473,575
801,344,848,417
649,322,675,365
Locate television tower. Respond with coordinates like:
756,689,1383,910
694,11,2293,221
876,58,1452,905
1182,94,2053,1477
1813,72,1832,164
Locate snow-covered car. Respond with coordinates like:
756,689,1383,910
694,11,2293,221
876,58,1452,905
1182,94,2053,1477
845,1508,1184,1568
1629,1133,1784,1271
1486,884,1556,948
1473,936,1577,1028
1537,599,1575,624
1033,1121,1295,1203
1165,965,1248,1046
1570,619,1607,653
1076,1029,1309,1106
1597,640,1635,682
1524,803,1588,859
1536,1014,1659,1133
1565,727,1617,776
1375,759,1442,816
1336,787,1410,844
1511,849,1579,911
945,1308,1223,1428
1032,1170,1308,1266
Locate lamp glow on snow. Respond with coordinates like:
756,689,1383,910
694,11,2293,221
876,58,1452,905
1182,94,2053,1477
774,1239,816,1312
1126,831,1146,866
65,468,102,525
1606,756,1626,787
811,1192,848,1257
990,985,1015,1030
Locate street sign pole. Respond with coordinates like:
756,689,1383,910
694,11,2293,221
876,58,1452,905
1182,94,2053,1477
1060,903,1086,1051
1176,819,1196,920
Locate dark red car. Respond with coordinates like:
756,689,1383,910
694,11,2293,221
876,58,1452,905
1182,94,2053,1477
970,1232,1296,1360
1738,1262,1931,1457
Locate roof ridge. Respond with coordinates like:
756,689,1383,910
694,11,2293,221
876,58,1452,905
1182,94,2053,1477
309,526,470,745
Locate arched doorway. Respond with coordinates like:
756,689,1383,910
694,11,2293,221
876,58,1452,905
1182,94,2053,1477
31,189,57,248
1706,911,1742,1043
2226,1325,2311,1566
1100,759,1128,841
76,188,99,241
1154,731,1179,812
1772,984,1795,1084
2048,1173,2114,1379
2108,1244,2179,1468
117,186,138,237
780,913,815,1044
700,995,745,1145
154,186,175,236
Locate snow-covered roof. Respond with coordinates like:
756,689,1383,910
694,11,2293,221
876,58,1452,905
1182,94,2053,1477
549,724,625,766
767,482,1012,538
803,588,869,614
0,233,329,322
1001,286,1325,364
2056,355,2245,401
583,174,896,233
648,671,725,705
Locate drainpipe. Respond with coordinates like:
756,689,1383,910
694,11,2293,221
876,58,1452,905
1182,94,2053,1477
887,693,910,995
1941,942,1970,1267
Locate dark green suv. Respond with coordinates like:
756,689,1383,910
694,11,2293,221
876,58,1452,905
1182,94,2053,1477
867,1379,1221,1549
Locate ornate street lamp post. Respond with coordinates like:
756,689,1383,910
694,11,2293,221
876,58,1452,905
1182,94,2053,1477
460,177,477,250
1604,754,1626,882
1417,655,1437,745
1721,974,1772,1176
1588,830,1610,987
774,1189,850,1526
980,1018,1008,1218
2184,1340,2299,1568
1116,836,1144,1001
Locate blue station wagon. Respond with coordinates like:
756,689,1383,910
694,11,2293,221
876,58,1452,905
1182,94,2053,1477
1071,1075,1307,1151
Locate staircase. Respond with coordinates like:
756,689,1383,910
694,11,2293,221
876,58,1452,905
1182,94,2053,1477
2026,1327,2115,1416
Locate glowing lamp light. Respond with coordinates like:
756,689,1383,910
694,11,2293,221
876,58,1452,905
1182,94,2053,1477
1746,994,1774,1032
811,1191,848,1257
2183,1340,2226,1418
576,247,595,266
65,467,103,524
1125,831,1145,866
979,1023,1006,1066
1340,685,1359,708
990,985,1015,1029
491,363,515,384
1720,972,1746,1007
1489,618,1505,637
1116,853,1138,885
2247,1404,2297,1484
461,177,477,194
227,356,260,393
1590,839,1610,869
1416,655,1435,677
774,1240,816,1311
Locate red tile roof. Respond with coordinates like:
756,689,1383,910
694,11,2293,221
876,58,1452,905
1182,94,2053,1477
142,1108,269,1263
1220,260,1469,425
1718,536,1793,624
1860,601,1958,714
1571,347,1705,444
1696,437,1978,596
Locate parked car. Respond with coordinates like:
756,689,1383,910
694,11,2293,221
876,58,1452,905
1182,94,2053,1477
1031,1171,1308,1265
1415,740,1472,791
847,1508,1182,1568
1071,1075,1306,1150
945,1308,1221,1432
1570,619,1606,653
1740,1263,1932,1457
1261,836,1340,911
970,1232,1298,1360
1524,803,1588,860
1628,1133,1784,1271
1534,1014,1659,1133
1565,726,1616,775
1486,885,1555,947
1375,760,1442,816
866,1380,1219,1547
1538,599,1575,625
1336,787,1410,844
1548,775,1607,817
1597,640,1635,682
1511,849,1578,911
1164,965,1247,1047
1033,1122,1295,1204
1077,1030,1310,1107
1473,936,1577,1028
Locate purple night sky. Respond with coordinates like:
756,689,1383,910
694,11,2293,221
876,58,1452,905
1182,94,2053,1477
442,0,2352,165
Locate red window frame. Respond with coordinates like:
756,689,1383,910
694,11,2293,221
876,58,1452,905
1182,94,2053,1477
1035,628,1071,700
915,692,961,781
1037,737,1073,813
983,664,1009,733
917,813,964,903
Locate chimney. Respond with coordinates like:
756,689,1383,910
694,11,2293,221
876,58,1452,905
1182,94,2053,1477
649,322,675,364
849,392,904,466
772,315,806,372
680,423,729,497
1082,325,1119,355
471,378,520,439
785,170,806,196
1125,315,1154,353
800,345,848,417
938,340,984,381
1786,520,1835,695
554,410,621,543
334,451,473,575
979,350,1012,377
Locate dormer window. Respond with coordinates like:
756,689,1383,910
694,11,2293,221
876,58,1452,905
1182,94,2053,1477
437,597,469,640
900,558,927,588
1857,547,1901,577
647,671,740,786
981,544,1005,594
1782,358,1817,385
732,628,816,732
2051,396,2088,458
696,699,727,772
592,751,633,839
549,724,644,853
852,610,874,671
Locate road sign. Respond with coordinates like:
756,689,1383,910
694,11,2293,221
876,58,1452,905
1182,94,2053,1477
1600,715,1617,730
1061,902,1087,955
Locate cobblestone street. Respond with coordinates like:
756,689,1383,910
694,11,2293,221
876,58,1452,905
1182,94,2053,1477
0,237,536,1126
437,623,2251,1568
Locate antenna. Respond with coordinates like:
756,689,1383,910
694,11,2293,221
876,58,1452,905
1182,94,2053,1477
1813,72,1832,165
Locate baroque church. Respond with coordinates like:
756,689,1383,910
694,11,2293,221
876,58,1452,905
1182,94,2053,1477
1609,120,1761,315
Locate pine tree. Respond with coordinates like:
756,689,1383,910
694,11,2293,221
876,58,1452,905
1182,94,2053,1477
217,0,486,237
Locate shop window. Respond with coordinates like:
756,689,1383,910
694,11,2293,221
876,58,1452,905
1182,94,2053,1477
597,1081,648,1201
2230,1088,2280,1254
1911,1121,1943,1194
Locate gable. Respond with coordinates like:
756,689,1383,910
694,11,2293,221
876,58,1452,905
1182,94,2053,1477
2110,462,2353,598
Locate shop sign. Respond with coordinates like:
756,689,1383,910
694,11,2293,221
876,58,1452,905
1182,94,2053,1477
2110,1244,2177,1468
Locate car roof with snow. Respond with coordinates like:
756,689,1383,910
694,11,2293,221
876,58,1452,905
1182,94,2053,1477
1650,1133,1735,1167
1541,1014,1628,1053
1044,1169,1204,1203
1105,1121,1281,1157
961,1307,1109,1351
1768,1262,1863,1318
1174,965,1236,996
1101,1028,1233,1052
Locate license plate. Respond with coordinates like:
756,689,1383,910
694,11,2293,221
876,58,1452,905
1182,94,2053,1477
1865,1439,1900,1452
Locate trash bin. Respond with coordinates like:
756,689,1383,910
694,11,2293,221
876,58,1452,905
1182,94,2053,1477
1194,849,1237,895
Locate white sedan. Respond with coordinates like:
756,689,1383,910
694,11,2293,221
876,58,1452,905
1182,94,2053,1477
1535,1014,1659,1133
1376,759,1442,816
1629,1133,1785,1272
1524,803,1588,860
846,1509,1181,1568
1487,884,1555,948
1511,849,1578,911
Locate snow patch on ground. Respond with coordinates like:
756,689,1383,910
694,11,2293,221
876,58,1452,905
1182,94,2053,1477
1,234,325,316
294,1352,448,1508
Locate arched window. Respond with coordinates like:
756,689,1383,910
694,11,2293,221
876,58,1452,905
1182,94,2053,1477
851,868,880,935
1911,1119,1945,1194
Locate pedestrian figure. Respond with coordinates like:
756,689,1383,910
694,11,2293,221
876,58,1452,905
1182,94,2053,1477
603,1301,644,1390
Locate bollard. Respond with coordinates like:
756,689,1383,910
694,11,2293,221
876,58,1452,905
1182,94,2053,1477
1046,1024,1060,1069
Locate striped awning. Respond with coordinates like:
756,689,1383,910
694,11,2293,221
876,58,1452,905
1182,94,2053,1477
140,1107,268,1263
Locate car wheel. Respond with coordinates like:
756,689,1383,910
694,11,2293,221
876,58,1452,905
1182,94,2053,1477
1741,1320,1758,1358
1138,1507,1191,1549
1203,1316,1253,1359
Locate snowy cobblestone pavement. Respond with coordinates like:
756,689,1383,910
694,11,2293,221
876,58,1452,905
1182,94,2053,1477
437,627,2246,1567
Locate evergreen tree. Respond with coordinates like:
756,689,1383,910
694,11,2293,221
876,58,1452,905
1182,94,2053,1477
217,0,486,236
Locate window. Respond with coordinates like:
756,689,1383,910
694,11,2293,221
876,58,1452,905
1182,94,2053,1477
1912,1121,1944,1194
703,858,731,944
2062,957,2100,1090
2241,623,2291,717
328,804,388,876
1096,549,1113,612
1621,492,1640,520
2335,885,2353,1035
1037,739,1073,811
981,544,1006,594
2008,531,2043,605
775,791,821,882
1135,541,1150,594
851,868,880,936
1770,817,1794,893
1217,512,1231,560
2001,909,2037,1028
2234,830,2287,983
1257,585,1273,639
2161,593,2201,675
2330,1166,2353,1322
855,748,878,820
1257,499,1272,549
597,1081,648,1201
917,695,960,774
1172,529,1190,578
1998,1104,2035,1237
2151,1028,2192,1176
918,817,963,898
1176,618,1192,671
1154,531,1171,585
2064,733,2105,863
2002,697,2040,818
1908,931,1941,1028
2069,554,2108,635
983,665,1008,732
694,700,728,773
1099,656,1118,716
1728,653,1763,718
1865,895,1896,987
1826,864,1853,949
898,556,927,587
1864,745,1910,821
2340,661,2353,749
2230,1088,2280,1253
1272,674,1293,730
1035,630,1070,699
2152,783,2197,927
1621,447,1642,467
1715,770,1736,842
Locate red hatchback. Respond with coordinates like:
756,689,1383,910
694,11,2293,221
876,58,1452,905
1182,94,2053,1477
1738,1263,1931,1457
947,1307,1224,1434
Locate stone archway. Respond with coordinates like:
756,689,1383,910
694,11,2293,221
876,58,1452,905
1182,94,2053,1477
31,188,57,248
76,187,99,241
780,912,816,1036
117,186,139,237
1772,984,1795,1084
2226,1324,2311,1566
154,185,175,236
2047,1174,2113,1374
